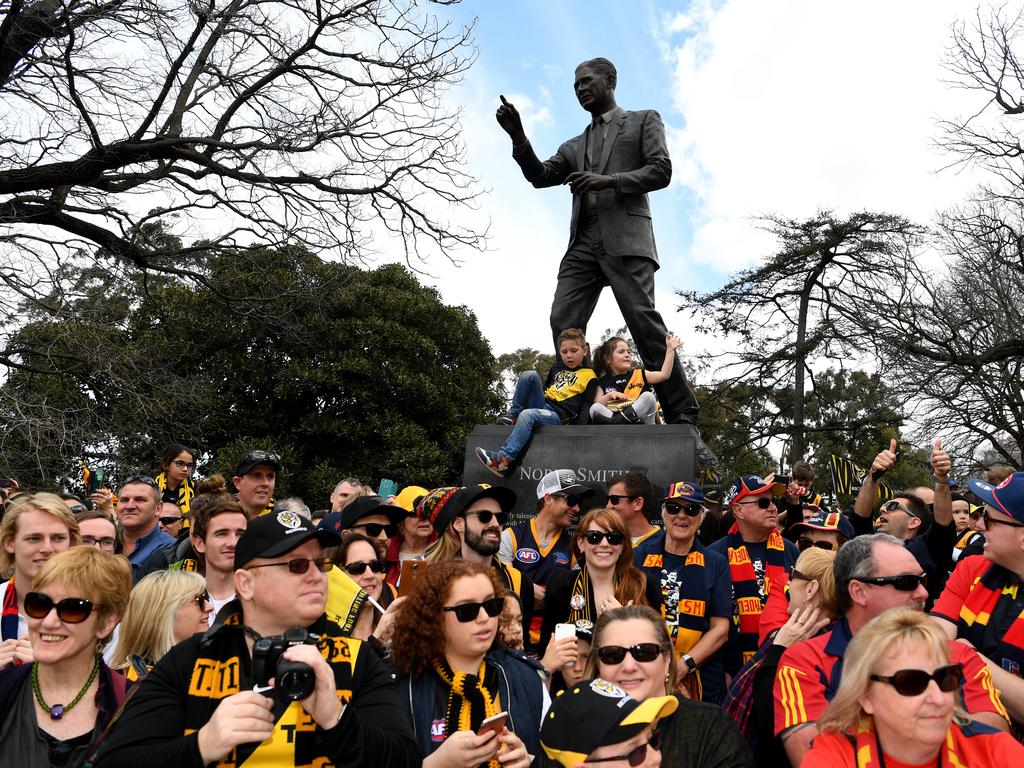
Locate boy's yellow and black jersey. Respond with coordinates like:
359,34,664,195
543,366,599,422
93,602,419,768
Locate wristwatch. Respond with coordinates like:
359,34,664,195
681,653,697,673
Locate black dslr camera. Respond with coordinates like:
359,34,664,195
252,626,317,701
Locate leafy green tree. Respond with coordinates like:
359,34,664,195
0,247,502,501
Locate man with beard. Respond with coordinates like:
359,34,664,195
445,485,536,647
774,533,1008,765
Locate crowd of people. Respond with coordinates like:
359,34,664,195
1,435,1024,768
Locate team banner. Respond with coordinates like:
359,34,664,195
829,454,894,501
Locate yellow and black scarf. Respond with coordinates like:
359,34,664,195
155,473,195,518
567,565,619,630
432,659,501,768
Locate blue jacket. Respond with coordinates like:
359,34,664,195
397,647,545,759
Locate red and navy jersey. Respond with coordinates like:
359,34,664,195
774,616,1007,736
505,519,574,587
803,720,1024,767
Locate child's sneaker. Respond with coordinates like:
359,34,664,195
475,447,510,477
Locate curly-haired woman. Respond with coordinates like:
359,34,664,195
389,560,543,768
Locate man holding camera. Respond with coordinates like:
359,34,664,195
95,511,419,768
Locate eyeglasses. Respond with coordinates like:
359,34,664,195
192,590,211,609
159,516,183,526
122,475,158,488
554,493,583,508
737,497,774,509
582,530,626,546
343,559,388,576
171,460,195,470
663,501,703,517
981,508,1024,529
246,557,334,574
352,522,397,538
607,494,638,505
24,592,97,623
597,642,664,665
798,537,836,552
879,500,918,519
587,730,662,766
852,573,928,591
442,596,505,622
464,510,507,526
870,663,964,696
81,535,116,551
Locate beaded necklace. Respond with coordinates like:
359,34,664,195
32,655,100,720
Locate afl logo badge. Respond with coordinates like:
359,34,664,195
515,548,539,563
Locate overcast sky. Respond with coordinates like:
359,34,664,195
391,0,987,361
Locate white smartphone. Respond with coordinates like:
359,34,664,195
555,623,577,668
478,711,509,738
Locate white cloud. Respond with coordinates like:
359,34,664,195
662,0,988,273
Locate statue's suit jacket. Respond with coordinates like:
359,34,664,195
511,107,671,264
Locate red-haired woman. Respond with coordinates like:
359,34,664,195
389,560,541,768
539,507,660,652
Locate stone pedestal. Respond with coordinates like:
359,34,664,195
462,424,700,526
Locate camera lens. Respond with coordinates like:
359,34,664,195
276,660,315,701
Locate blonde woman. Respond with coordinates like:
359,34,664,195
110,571,211,682
804,608,1024,766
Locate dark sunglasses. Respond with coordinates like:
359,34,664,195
122,474,158,488
981,508,1024,529
597,642,664,665
442,596,506,622
464,510,507,526
159,516,183,526
798,537,836,552
870,663,964,696
246,556,334,574
587,730,662,766
343,559,387,576
554,493,583,508
853,573,928,591
663,501,703,517
739,496,774,509
68,504,88,515
193,590,211,608
240,450,280,465
606,494,638,505
582,530,626,546
789,568,810,582
879,500,918,519
352,522,398,537
24,592,97,623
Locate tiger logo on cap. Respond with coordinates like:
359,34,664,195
276,511,303,530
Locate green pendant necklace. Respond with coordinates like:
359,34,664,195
32,655,100,720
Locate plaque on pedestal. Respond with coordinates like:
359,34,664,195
462,424,700,527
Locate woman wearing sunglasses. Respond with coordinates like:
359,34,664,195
338,532,405,643
155,444,196,517
109,571,212,683
0,546,131,767
584,605,755,767
1,492,80,668
540,508,659,652
804,608,1024,766
390,560,541,768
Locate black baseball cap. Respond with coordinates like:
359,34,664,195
234,450,283,477
338,495,406,530
541,679,677,767
450,484,517,519
234,510,340,570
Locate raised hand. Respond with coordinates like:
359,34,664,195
870,438,899,478
495,95,526,144
931,438,951,481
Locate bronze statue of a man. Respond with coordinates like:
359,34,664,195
496,57,699,425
